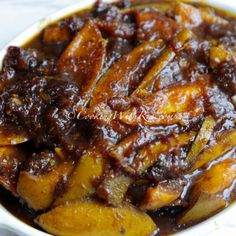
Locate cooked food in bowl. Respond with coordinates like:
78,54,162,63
0,0,236,235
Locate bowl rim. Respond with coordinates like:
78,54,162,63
0,0,236,235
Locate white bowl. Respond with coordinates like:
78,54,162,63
0,0,236,235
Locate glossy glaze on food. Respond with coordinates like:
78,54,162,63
0,0,236,235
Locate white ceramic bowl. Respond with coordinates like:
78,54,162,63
0,0,236,235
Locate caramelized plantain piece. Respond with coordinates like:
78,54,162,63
89,40,164,107
209,45,234,68
174,2,228,28
109,129,156,161
43,25,71,45
37,200,157,236
54,147,65,160
119,81,205,126
110,131,195,174
132,29,193,97
54,151,104,206
140,180,184,211
174,2,202,28
0,146,25,193
132,48,175,98
179,159,236,225
95,21,135,40
179,192,226,226
191,129,236,171
194,159,236,194
97,174,132,206
17,162,73,210
135,9,178,42
133,131,196,175
185,116,215,164
0,126,29,145
58,20,107,104
80,40,165,123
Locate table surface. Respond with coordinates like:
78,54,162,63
0,0,81,49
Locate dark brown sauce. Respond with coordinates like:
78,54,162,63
0,0,236,235
0,186,38,228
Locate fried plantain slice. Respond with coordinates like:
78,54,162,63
185,116,215,164
140,180,184,211
43,24,71,45
179,158,236,225
132,29,193,97
179,192,225,226
17,161,73,210
109,129,157,161
109,131,195,175
119,81,205,126
135,9,178,42
97,174,132,207
174,2,228,28
36,200,157,236
209,44,235,68
57,20,107,105
132,131,196,175
191,129,236,171
0,126,29,146
0,146,25,193
89,39,164,107
54,150,104,206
